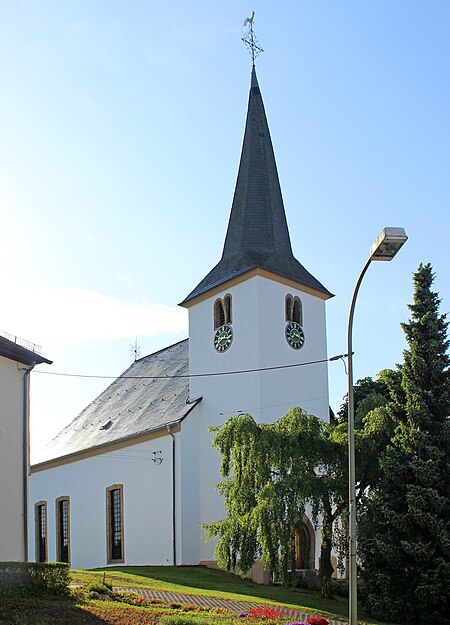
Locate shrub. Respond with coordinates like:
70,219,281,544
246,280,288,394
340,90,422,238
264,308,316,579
89,591,112,601
101,576,113,591
87,581,113,595
0,561,70,597
329,581,348,597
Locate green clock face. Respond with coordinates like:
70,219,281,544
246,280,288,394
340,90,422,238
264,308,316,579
285,322,305,350
214,324,233,352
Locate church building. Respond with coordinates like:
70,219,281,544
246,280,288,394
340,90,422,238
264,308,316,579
29,66,333,577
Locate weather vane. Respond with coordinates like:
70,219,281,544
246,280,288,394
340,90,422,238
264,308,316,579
130,336,141,362
242,11,263,66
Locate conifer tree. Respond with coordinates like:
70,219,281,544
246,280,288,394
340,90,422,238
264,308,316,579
359,264,450,624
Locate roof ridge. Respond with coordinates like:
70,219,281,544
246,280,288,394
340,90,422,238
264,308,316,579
134,337,188,364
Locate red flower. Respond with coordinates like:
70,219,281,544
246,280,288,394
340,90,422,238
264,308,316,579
306,617,329,625
249,606,288,620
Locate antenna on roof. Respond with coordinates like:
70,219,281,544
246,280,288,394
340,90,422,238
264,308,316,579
130,337,141,362
242,11,263,66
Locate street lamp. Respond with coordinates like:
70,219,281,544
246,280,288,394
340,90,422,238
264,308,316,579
347,227,408,625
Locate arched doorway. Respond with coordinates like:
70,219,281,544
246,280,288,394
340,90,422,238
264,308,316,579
294,517,315,569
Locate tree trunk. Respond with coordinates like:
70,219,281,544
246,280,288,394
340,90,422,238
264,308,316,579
319,499,334,598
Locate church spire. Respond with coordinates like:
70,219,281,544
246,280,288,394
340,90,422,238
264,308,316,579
181,67,331,306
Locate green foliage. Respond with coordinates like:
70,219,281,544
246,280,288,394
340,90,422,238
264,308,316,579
337,376,390,425
359,263,450,624
86,580,113,595
205,395,397,598
401,263,450,433
205,409,339,589
0,561,71,597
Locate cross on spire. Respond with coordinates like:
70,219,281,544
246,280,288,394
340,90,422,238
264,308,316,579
242,11,263,66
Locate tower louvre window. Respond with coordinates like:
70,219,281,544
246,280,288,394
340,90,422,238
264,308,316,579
286,294,303,325
286,294,293,321
214,295,232,329
224,294,232,324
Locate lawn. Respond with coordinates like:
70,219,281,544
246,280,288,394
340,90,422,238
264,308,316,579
72,565,344,617
71,565,392,625
0,565,398,625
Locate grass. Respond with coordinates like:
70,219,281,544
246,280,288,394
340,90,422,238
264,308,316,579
72,566,345,617
0,566,402,625
70,565,393,625
0,590,238,625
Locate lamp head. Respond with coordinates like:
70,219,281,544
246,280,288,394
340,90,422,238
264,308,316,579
370,227,408,261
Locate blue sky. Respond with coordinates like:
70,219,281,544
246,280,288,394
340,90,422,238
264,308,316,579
1,1,449,457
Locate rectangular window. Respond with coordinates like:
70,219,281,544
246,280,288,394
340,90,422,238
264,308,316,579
56,497,70,564
35,501,47,562
106,485,124,563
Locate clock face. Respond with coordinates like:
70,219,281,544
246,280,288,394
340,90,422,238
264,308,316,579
285,322,305,350
214,324,233,352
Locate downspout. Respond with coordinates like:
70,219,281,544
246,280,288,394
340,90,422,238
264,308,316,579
23,362,36,561
166,425,176,565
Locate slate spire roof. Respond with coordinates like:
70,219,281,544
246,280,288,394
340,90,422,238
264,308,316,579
181,67,331,305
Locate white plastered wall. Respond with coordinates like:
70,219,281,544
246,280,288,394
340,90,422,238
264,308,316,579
29,434,177,569
183,274,329,565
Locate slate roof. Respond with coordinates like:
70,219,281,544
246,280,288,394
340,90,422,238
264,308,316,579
181,67,331,305
34,339,197,465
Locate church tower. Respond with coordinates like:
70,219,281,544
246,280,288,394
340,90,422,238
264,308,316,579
179,67,332,564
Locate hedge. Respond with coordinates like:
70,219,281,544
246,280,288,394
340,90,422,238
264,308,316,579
0,561,71,597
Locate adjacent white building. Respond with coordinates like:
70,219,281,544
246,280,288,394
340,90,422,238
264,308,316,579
29,67,333,576
0,333,51,562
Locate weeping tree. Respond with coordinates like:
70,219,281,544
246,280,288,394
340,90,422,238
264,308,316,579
204,408,344,595
204,383,397,596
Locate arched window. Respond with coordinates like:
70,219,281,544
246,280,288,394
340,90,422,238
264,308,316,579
35,501,48,563
286,294,303,325
106,484,124,563
214,295,232,329
56,496,70,564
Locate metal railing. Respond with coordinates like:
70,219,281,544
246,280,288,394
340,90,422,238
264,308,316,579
0,330,42,355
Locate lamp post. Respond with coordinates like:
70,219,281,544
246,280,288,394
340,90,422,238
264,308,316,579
347,227,408,625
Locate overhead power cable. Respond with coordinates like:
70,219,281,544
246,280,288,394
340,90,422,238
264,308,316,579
34,353,349,380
